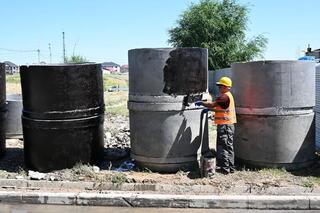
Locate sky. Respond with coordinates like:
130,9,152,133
1,0,320,65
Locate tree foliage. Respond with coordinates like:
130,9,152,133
168,0,267,70
64,55,88,64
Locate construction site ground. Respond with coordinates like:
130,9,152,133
2,116,320,196
3,76,320,197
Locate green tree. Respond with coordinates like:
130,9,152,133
168,0,267,70
64,55,88,64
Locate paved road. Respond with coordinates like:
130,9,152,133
1,204,319,213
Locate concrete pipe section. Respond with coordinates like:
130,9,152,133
232,60,315,170
5,94,23,139
20,64,105,172
128,48,209,172
0,63,6,158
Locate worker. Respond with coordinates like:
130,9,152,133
195,76,237,174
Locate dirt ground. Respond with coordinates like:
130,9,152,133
2,118,320,193
6,83,21,94
3,84,320,192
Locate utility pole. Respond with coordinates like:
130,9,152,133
37,49,40,63
62,31,66,63
48,43,52,63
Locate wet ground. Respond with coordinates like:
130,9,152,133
1,204,318,213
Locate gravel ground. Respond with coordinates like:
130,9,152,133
104,113,130,161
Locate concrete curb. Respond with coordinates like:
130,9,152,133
2,179,320,209
1,179,320,195
1,191,320,209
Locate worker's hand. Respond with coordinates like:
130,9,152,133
202,108,209,113
195,101,203,106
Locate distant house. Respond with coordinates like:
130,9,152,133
120,64,129,73
306,48,320,60
102,69,111,74
3,61,19,74
102,62,120,73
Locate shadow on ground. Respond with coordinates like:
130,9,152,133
235,154,320,178
0,147,25,173
2,145,320,181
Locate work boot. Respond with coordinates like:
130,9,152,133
230,167,236,173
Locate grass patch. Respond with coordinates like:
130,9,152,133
17,166,27,177
6,72,128,90
259,168,288,177
109,172,127,185
6,73,20,84
259,168,290,178
303,179,315,188
302,177,320,188
105,91,128,106
6,73,129,116
0,169,24,179
6,73,127,92
70,163,99,181
103,74,128,91
107,74,129,80
0,170,9,178
93,172,128,186
105,91,128,117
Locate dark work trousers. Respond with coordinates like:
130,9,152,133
216,124,235,173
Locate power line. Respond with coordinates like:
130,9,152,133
0,47,52,64
0,47,37,53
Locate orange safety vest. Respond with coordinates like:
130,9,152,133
214,91,237,125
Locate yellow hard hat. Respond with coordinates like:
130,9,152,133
216,76,232,87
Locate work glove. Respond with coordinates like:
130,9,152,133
195,101,203,106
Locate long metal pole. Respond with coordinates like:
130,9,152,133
48,43,52,64
37,49,40,63
62,32,66,63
